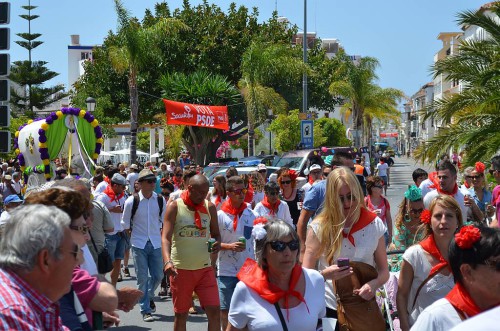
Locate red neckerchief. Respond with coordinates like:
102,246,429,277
445,282,482,318
342,208,377,246
308,176,315,185
104,176,111,185
214,193,222,207
103,185,124,202
181,190,207,229
237,258,309,321
429,172,459,196
419,235,451,276
220,200,248,231
261,196,280,216
244,184,254,204
173,176,182,188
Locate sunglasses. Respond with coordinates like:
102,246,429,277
489,169,498,175
409,208,424,215
373,185,384,189
70,224,89,235
281,180,292,185
466,175,483,180
269,240,300,252
229,188,247,195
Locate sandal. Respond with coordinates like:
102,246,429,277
188,307,198,314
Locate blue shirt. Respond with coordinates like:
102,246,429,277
302,180,327,218
469,187,492,212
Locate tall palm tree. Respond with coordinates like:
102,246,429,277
329,55,403,146
415,4,500,164
240,41,307,156
109,0,187,164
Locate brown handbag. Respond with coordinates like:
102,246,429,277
333,261,386,331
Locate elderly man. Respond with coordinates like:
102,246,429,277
0,204,78,330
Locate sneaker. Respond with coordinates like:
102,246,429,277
123,267,131,277
150,300,156,313
143,313,154,322
158,287,168,297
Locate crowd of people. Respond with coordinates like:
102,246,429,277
0,151,499,331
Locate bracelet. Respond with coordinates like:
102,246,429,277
163,261,173,268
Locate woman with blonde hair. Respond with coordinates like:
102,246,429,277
303,167,389,330
396,195,463,331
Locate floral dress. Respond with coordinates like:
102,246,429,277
389,224,424,272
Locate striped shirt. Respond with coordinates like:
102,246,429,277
0,268,68,330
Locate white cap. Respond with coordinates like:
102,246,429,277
257,164,267,171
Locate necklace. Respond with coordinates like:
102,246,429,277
282,188,294,200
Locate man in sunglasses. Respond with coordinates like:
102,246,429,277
490,155,500,227
301,164,323,193
122,169,167,322
254,181,293,226
216,176,258,330
96,173,128,286
162,174,222,331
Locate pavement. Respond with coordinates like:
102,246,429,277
109,156,431,330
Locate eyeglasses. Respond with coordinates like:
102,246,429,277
373,185,383,189
483,259,500,272
281,180,292,185
61,243,81,259
409,208,424,215
269,240,300,252
266,190,280,196
466,175,483,180
70,224,89,235
229,188,247,196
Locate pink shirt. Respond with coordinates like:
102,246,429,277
492,185,500,221
365,195,390,224
72,267,100,325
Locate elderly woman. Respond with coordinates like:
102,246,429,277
227,219,326,330
254,181,293,226
207,175,227,210
278,169,304,226
411,225,500,330
397,195,463,331
303,167,389,330
389,185,426,272
365,175,393,245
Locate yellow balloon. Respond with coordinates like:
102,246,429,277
91,119,99,128
96,138,104,144
43,159,50,165
15,148,20,155
44,174,51,179
56,111,63,119
28,119,33,124
93,153,99,159
20,166,26,172
41,123,49,130
79,110,86,118
15,131,19,138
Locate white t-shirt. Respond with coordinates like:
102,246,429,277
228,268,326,331
423,189,467,223
402,245,455,325
376,162,389,177
451,306,500,331
419,178,435,198
253,201,293,226
94,181,108,195
411,298,462,331
310,215,386,309
126,172,139,193
217,206,257,277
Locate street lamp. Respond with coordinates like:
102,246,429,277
86,97,96,112
267,109,274,155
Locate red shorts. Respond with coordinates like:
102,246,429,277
170,267,220,313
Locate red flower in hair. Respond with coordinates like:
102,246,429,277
288,169,298,181
253,216,268,226
455,225,481,249
420,209,432,224
475,162,486,174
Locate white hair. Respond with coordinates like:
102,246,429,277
0,205,71,272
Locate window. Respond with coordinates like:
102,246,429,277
81,52,92,60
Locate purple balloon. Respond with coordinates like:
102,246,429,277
40,150,49,160
95,143,102,149
38,129,46,136
50,114,58,121
44,166,51,174
39,135,47,143
62,108,69,115
87,114,95,122
45,118,53,125
84,113,92,121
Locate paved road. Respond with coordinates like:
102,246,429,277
110,156,431,330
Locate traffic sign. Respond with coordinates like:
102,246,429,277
298,112,317,120
300,120,314,149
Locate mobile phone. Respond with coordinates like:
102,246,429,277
337,258,350,268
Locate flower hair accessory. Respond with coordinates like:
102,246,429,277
252,223,267,241
404,185,422,202
420,209,432,224
253,216,268,226
287,169,298,181
455,225,481,249
475,162,486,174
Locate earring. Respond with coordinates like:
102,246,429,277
404,214,411,223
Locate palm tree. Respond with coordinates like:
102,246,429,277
415,4,500,164
329,50,403,146
240,41,307,156
109,0,188,164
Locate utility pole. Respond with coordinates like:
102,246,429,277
302,0,308,113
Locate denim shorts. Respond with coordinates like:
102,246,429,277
217,276,240,310
105,232,126,261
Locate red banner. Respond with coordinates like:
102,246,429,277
380,132,398,138
163,99,229,130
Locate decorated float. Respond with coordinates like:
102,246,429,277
14,107,103,188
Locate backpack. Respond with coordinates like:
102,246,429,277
130,193,164,230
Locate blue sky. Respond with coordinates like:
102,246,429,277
9,0,488,99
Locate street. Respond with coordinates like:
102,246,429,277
112,156,431,330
